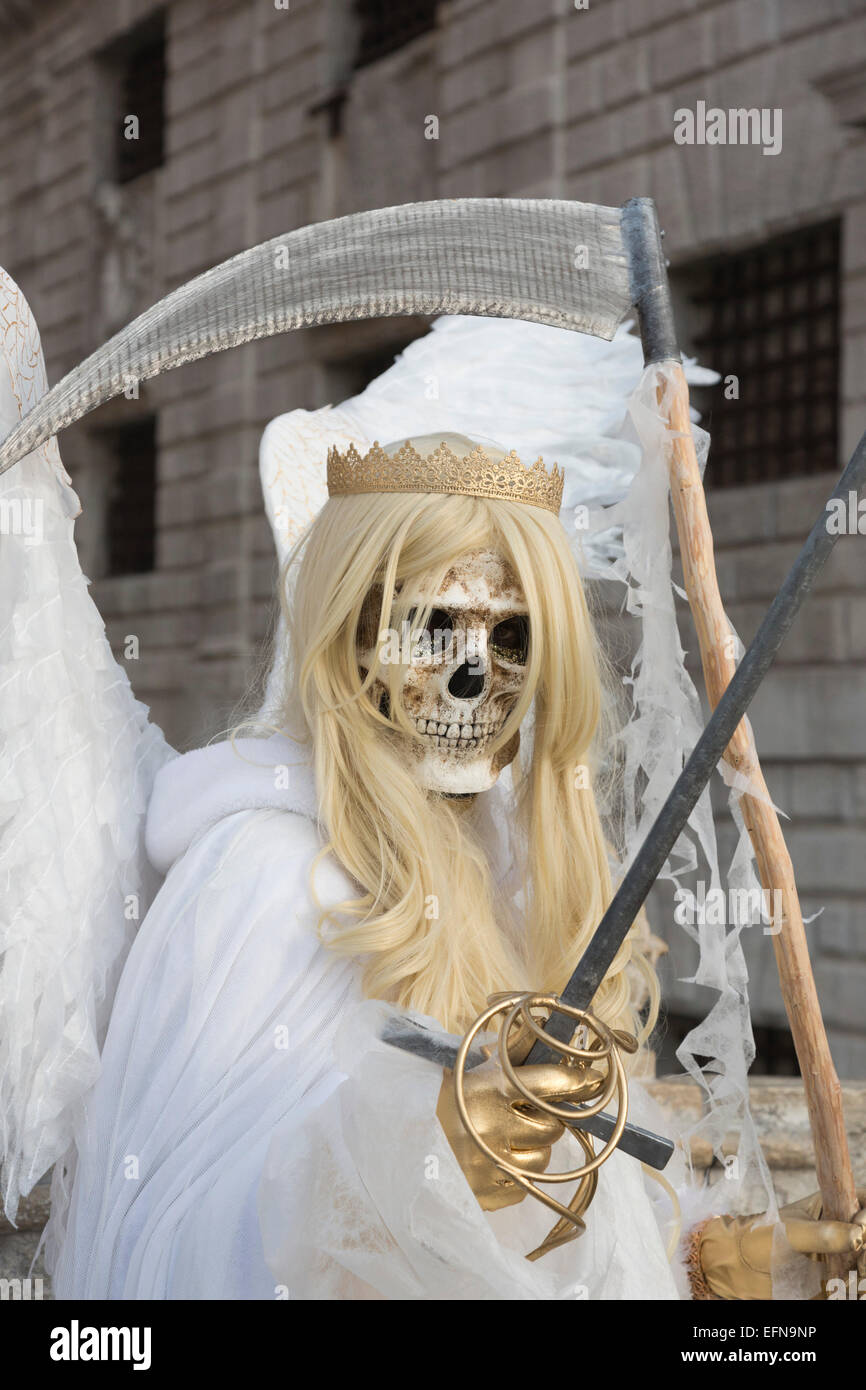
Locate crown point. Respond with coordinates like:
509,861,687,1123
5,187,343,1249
327,437,564,514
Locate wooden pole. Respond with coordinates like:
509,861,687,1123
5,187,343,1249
661,362,858,1275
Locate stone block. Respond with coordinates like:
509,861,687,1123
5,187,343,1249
785,762,855,820
814,898,866,958
504,25,557,87
566,0,628,61
440,50,507,114
650,12,712,88
156,478,203,529
563,54,604,123
778,0,849,39
827,1030,866,1080
617,92,678,155
253,2,322,68
775,472,842,539
815,957,866,1029
711,0,778,68
601,43,650,108
157,526,206,570
703,480,778,545
630,0,699,29
842,330,866,404
564,107,624,172
749,667,866,760
441,0,554,68
845,202,866,273
448,79,556,163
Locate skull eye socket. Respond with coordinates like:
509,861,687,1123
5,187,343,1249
407,606,454,657
490,615,530,665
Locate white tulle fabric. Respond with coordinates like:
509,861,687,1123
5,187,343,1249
53,738,701,1300
0,270,172,1227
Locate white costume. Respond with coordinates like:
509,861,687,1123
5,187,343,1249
0,269,774,1300
54,735,690,1300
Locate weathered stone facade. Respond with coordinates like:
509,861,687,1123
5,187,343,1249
0,0,864,1118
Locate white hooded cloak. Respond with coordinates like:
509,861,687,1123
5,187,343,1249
51,734,695,1301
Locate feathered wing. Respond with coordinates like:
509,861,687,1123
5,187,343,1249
0,268,174,1226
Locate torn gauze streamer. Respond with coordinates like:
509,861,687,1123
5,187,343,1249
0,269,173,1231
588,363,777,1227
258,315,776,1228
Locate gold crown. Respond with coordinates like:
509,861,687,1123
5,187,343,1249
326,439,564,515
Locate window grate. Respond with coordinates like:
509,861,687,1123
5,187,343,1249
104,417,158,577
114,17,166,184
354,0,438,68
689,222,840,488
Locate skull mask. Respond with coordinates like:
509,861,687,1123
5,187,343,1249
360,549,530,795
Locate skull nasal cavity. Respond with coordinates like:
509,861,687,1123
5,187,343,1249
448,663,485,699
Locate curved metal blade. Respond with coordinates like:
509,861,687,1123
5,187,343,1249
0,197,631,475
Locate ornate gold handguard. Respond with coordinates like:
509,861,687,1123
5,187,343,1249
451,990,637,1263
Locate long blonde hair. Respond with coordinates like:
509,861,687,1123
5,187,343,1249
277,488,657,1040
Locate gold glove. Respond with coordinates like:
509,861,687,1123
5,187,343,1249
688,1190,866,1300
437,1056,605,1212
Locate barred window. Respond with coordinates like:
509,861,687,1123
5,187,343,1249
107,13,166,184
686,222,840,488
103,417,158,577
354,0,438,68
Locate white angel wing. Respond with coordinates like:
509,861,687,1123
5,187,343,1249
0,269,174,1225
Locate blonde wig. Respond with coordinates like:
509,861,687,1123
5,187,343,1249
277,487,659,1044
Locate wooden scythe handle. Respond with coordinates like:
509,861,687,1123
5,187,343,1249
661,362,858,1275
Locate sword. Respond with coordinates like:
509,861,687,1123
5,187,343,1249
384,428,866,1163
380,1012,674,1169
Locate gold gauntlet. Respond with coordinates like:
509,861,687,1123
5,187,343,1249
688,1190,866,1300
437,1058,605,1212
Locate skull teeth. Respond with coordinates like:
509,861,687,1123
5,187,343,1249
414,716,505,750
